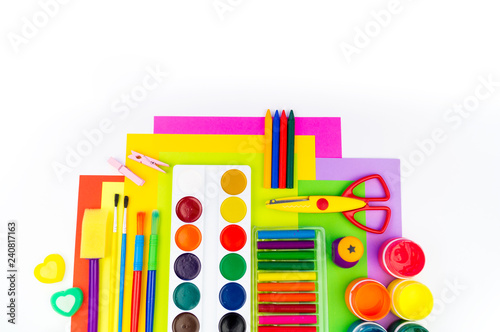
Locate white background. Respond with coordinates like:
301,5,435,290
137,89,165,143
1,1,499,331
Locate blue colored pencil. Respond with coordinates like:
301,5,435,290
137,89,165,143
117,196,129,332
271,110,280,188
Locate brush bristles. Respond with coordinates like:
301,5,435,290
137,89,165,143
114,194,119,207
137,212,145,235
124,196,129,208
151,210,159,235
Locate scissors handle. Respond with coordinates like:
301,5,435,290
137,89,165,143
342,174,391,202
342,205,391,234
341,174,391,234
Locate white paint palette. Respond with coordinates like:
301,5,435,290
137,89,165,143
168,165,251,332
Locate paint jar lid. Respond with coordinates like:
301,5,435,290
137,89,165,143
345,278,391,321
347,320,387,332
388,320,429,332
334,236,364,268
388,279,433,320
378,238,425,279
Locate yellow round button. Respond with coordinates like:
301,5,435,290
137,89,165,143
220,197,247,223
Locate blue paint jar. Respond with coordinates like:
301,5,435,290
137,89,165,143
347,320,387,332
388,320,429,332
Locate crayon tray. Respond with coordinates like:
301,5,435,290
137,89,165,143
252,227,329,332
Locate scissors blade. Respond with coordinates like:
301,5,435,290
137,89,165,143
267,197,310,205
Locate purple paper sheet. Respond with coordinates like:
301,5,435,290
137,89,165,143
316,158,402,326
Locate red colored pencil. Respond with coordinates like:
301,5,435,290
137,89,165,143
279,110,287,188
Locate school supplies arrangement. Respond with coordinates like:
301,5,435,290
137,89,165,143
66,114,437,332
254,228,328,332
267,174,392,234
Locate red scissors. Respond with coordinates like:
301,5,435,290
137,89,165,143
266,174,392,234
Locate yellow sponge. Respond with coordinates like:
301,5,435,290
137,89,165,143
80,209,110,259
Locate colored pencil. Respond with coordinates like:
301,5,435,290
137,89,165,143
263,110,272,188
271,110,280,188
117,196,128,332
279,110,287,188
145,210,160,332
130,212,145,332
108,194,119,332
286,110,295,188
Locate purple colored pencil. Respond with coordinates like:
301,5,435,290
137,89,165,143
257,241,315,250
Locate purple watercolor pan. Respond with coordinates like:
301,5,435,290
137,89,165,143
257,241,315,250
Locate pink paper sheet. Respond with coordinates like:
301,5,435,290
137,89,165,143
153,116,342,158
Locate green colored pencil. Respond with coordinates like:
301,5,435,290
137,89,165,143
286,110,295,188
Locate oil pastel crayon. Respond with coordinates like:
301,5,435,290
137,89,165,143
258,293,317,302
257,261,315,270
257,240,315,250
264,110,273,188
258,304,317,313
257,271,317,282
257,250,315,261
257,282,316,292
286,110,295,188
259,315,317,325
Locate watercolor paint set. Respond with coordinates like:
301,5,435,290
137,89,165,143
168,165,252,332
252,228,329,332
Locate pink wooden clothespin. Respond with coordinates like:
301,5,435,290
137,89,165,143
108,157,145,186
127,151,169,173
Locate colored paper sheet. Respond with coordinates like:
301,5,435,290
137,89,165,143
121,134,317,332
72,176,124,332
301,158,402,330
153,116,342,158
